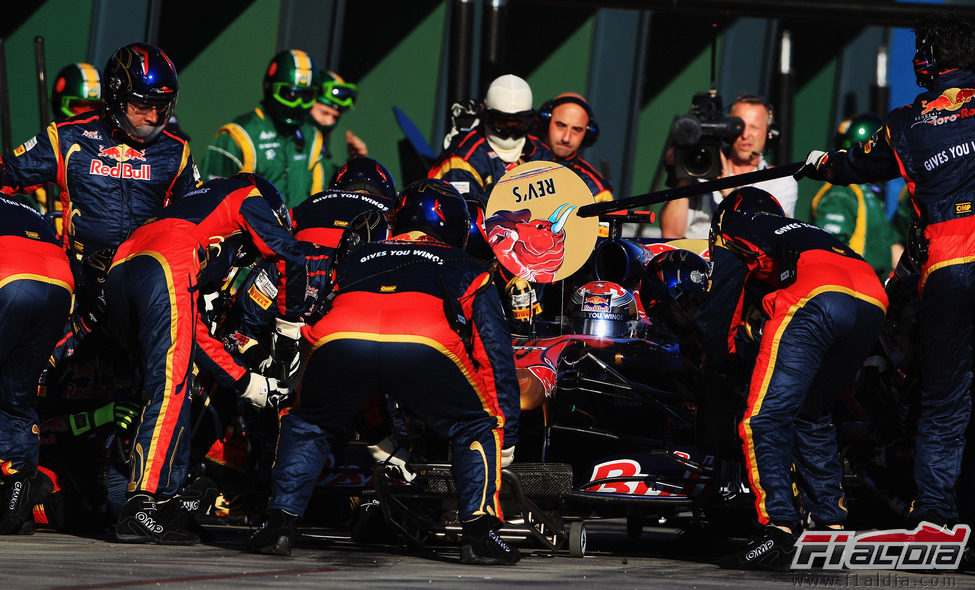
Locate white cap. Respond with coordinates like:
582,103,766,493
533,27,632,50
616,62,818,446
483,74,532,113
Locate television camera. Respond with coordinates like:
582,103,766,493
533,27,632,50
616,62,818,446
669,91,744,180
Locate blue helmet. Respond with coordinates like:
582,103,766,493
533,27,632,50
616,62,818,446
392,179,470,248
465,199,493,261
102,43,178,143
329,157,397,201
643,250,710,310
642,249,710,336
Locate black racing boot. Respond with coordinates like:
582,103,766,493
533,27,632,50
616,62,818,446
720,525,797,571
114,493,200,545
0,468,54,534
248,509,300,556
460,514,521,565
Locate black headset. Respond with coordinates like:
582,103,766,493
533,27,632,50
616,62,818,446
914,36,939,89
537,95,600,148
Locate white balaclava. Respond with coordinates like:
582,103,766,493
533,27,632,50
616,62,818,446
483,74,532,163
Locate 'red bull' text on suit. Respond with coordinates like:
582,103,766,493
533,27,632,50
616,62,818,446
698,212,887,530
268,232,520,523
104,174,314,500
0,195,74,473
0,110,199,254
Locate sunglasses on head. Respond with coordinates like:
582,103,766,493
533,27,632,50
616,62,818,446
273,83,318,109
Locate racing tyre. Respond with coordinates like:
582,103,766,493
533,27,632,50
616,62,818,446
626,514,643,540
569,521,587,558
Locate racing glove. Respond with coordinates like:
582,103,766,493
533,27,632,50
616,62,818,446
238,373,291,410
68,400,142,436
501,446,515,468
226,331,272,372
368,436,417,483
273,318,303,381
795,149,829,181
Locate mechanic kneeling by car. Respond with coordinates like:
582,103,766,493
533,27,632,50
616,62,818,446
249,178,522,565
696,187,887,571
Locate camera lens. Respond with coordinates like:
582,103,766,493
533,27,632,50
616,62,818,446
684,145,714,177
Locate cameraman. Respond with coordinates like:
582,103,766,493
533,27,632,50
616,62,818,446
660,94,798,239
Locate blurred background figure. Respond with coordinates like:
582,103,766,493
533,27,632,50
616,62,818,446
810,113,902,279
202,49,324,208
310,70,368,182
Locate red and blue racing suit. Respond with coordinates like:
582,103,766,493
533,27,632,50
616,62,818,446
268,234,520,522
0,195,73,472
815,68,975,523
104,175,315,498
699,213,887,529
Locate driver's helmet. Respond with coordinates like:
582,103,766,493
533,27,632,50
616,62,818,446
568,281,639,338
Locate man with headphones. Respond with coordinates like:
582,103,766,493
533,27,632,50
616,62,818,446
801,13,975,533
660,94,798,239
536,92,613,202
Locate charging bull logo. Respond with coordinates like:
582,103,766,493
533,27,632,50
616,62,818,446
920,88,975,115
486,204,575,282
90,144,150,179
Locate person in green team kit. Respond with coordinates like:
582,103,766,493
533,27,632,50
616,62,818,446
811,113,902,279
202,49,325,208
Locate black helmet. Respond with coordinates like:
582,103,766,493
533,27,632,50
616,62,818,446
392,179,470,248
836,113,883,150
102,43,178,144
263,49,318,128
709,186,784,252
235,173,293,231
51,62,102,121
329,157,397,201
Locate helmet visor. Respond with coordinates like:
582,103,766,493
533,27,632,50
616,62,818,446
272,83,318,109
485,109,535,140
61,97,104,118
320,80,358,110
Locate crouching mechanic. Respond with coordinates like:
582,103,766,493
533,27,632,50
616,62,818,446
0,195,74,534
249,179,521,565
698,187,888,570
227,156,398,382
105,173,323,544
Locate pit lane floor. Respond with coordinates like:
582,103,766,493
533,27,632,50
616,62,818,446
0,519,971,589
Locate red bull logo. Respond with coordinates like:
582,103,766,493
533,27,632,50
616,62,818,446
97,144,146,162
581,295,610,311
91,144,150,179
920,88,975,114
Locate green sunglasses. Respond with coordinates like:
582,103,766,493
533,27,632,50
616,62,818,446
319,79,358,110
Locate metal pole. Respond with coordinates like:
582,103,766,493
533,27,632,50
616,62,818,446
481,0,509,94
870,44,891,116
0,37,12,154
35,36,49,131
772,29,794,163
447,0,475,128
